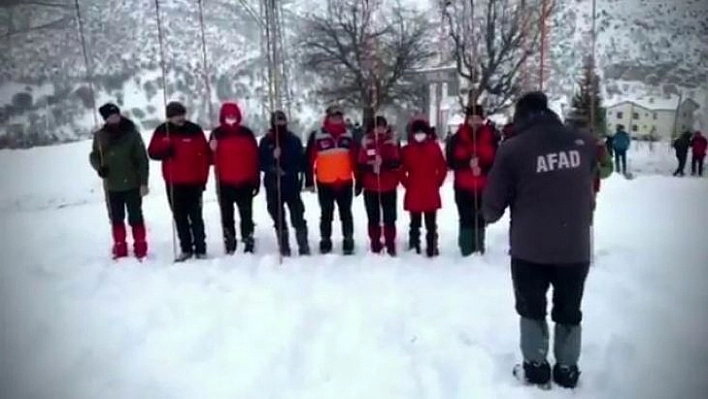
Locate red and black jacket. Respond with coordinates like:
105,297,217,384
148,121,210,186
209,103,259,188
445,123,496,193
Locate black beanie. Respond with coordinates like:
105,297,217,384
375,115,388,127
326,104,343,116
465,104,485,118
99,103,120,121
271,110,287,125
410,120,429,134
166,101,187,118
514,91,548,121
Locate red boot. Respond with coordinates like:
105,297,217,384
112,224,128,259
368,224,383,253
132,224,148,259
384,224,397,256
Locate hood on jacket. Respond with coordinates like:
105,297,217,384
408,118,432,142
219,102,242,126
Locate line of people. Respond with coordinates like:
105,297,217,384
89,101,499,262
672,130,706,177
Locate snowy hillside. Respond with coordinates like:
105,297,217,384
1,138,708,398
0,0,706,147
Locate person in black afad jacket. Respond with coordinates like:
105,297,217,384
482,92,597,390
259,111,310,256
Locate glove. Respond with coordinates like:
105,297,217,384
355,181,363,197
97,166,109,178
251,184,260,197
139,185,149,197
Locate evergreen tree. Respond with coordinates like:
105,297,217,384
568,57,606,136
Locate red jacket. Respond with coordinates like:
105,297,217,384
692,133,707,158
446,123,496,193
401,137,447,212
148,121,210,185
357,129,401,192
209,103,259,187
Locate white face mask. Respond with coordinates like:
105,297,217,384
224,117,238,126
413,133,427,142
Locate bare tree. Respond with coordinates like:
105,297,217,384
297,0,435,129
442,0,554,114
0,0,72,40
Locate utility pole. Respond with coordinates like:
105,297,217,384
260,0,291,120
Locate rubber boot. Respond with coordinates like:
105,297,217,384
408,225,421,254
112,223,128,259
132,224,148,259
368,224,383,254
384,224,396,257
425,232,439,257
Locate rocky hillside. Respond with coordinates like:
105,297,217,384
0,0,705,148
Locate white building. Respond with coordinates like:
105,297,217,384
605,95,699,140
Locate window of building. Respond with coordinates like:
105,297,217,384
632,112,639,119
632,124,638,132
616,112,623,119
653,112,657,120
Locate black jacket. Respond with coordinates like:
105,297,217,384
482,112,597,264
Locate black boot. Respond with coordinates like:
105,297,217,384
342,236,355,255
408,228,421,254
319,238,333,254
474,227,486,255
277,228,291,257
553,364,580,389
513,360,551,386
296,227,310,256
243,235,255,254
224,234,237,255
425,232,439,257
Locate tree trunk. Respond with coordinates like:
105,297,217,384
362,106,375,135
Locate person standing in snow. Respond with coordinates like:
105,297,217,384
611,125,630,175
148,102,210,261
259,110,310,256
483,92,596,389
400,118,447,257
89,103,150,260
304,105,360,255
445,104,497,256
209,102,259,255
672,131,692,177
690,131,706,177
357,115,401,256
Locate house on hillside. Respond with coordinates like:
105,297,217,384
605,96,699,140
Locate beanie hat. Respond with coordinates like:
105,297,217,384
514,91,548,121
99,103,120,121
465,104,485,118
410,119,429,134
271,110,287,125
166,101,187,118
326,104,344,117
375,115,388,127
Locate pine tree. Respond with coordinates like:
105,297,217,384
568,57,606,137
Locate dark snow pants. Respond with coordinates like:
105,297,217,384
691,155,704,176
166,184,206,255
363,190,397,227
107,188,143,227
454,188,486,255
674,153,688,176
317,182,354,240
218,184,255,246
614,150,627,174
511,258,590,366
266,189,309,252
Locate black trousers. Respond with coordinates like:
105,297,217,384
691,155,704,176
614,151,627,174
218,184,254,243
166,184,206,254
674,154,688,176
266,189,307,232
454,188,485,229
317,182,354,240
107,188,143,226
511,258,590,325
363,190,397,226
410,212,437,236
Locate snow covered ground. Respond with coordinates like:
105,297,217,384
0,139,707,398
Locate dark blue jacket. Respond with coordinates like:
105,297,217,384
259,129,305,197
612,130,631,152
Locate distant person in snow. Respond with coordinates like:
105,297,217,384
89,103,149,260
259,110,310,256
400,118,447,257
672,131,692,177
209,102,260,255
611,125,630,175
445,104,497,256
148,102,210,262
304,105,359,255
357,116,401,256
690,131,707,177
483,92,596,389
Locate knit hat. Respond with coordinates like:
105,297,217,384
271,110,287,125
375,115,388,127
325,104,344,117
410,119,429,134
514,91,548,121
166,101,187,118
465,104,485,118
99,103,120,121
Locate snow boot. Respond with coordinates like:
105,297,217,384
243,235,255,254
342,236,355,255
132,224,148,259
195,253,208,260
175,252,193,262
295,227,310,256
425,232,439,257
408,226,421,254
319,238,333,254
368,224,383,254
384,225,396,257
513,361,551,388
277,228,291,257
553,364,580,389
224,232,237,255
111,224,128,259
458,227,475,257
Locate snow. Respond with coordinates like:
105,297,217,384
1,139,708,398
